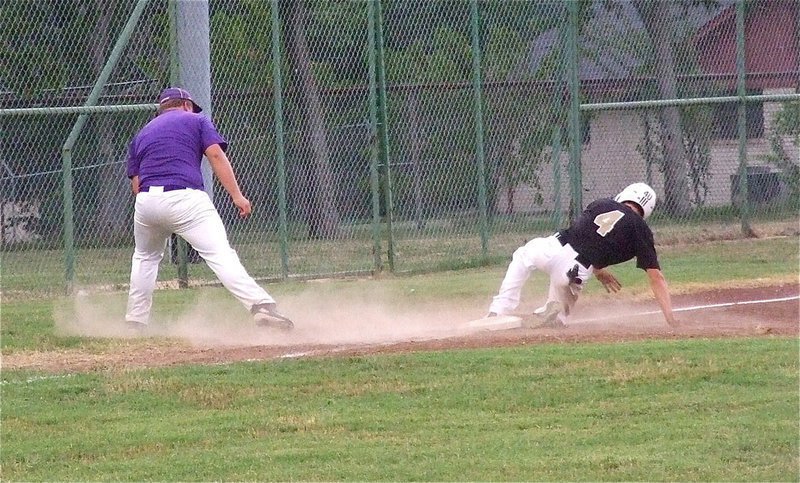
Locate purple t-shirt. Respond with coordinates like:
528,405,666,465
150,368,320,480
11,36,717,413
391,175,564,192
126,110,228,190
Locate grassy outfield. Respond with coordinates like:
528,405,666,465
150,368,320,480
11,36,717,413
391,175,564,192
1,237,798,480
1,340,797,481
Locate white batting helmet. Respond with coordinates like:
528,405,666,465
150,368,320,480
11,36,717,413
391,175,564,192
615,182,657,219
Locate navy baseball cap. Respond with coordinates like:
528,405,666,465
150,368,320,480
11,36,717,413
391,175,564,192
158,87,202,113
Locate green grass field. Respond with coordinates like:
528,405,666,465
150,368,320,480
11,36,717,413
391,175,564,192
1,237,798,481
2,339,797,481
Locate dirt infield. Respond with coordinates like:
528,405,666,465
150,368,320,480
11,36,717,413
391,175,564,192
4,283,798,375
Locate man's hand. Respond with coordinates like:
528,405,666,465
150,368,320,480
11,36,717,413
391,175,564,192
665,314,690,328
232,195,252,218
130,175,140,195
205,144,251,217
594,268,621,293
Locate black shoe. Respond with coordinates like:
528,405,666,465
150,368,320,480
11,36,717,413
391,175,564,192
521,301,565,329
251,303,294,331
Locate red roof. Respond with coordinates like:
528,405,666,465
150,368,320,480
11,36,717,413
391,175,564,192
694,1,799,90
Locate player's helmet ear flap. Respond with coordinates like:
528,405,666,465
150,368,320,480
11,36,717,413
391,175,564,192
614,182,656,219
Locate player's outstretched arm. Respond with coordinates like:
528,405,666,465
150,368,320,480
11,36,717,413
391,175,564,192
646,268,677,326
205,144,252,217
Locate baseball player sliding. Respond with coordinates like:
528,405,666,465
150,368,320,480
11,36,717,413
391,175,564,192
124,87,293,332
487,182,678,327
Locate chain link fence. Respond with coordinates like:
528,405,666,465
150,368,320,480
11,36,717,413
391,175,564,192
2,0,798,299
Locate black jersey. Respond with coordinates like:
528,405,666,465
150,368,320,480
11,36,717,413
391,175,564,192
558,198,659,270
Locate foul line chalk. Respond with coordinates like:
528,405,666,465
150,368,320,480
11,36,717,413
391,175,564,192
463,295,799,331
673,295,799,312
579,295,799,323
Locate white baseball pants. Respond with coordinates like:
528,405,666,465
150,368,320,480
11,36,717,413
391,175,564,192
126,188,274,324
489,235,593,322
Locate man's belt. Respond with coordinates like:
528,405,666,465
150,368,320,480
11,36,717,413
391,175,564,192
140,185,191,192
555,232,593,268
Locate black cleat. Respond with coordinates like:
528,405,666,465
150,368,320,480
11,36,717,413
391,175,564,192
521,301,565,329
251,303,294,331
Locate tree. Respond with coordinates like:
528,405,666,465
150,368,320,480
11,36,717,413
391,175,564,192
379,1,564,220
90,0,130,242
273,0,339,239
480,8,564,216
632,0,692,216
764,102,800,202
1,0,168,245
210,0,280,227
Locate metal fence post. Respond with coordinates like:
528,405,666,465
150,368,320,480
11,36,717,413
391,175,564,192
551,3,567,231
373,0,394,272
735,0,754,237
469,0,489,258
271,0,290,278
62,147,75,294
174,0,212,287
566,0,583,219
167,0,189,287
366,0,384,273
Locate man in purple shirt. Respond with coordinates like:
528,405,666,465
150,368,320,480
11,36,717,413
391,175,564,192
125,87,293,332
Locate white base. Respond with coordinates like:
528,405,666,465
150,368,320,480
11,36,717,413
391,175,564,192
464,315,523,331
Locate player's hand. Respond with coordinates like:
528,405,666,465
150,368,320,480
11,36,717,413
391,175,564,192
594,269,621,293
232,195,252,218
665,316,682,327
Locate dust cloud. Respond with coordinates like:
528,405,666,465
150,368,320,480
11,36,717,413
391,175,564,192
55,284,774,350
54,286,489,349
40,283,799,375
